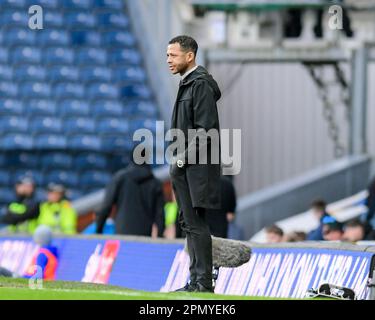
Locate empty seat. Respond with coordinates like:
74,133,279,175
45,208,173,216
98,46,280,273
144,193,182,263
34,134,67,149
13,170,44,186
8,152,40,169
0,188,15,204
0,65,13,80
48,66,80,82
95,0,123,10
62,0,92,9
96,12,129,28
44,47,74,64
74,153,108,170
120,84,152,99
96,118,129,134
108,49,141,65
93,100,122,117
58,100,90,116
80,66,112,82
1,10,29,26
71,30,101,46
14,65,46,81
3,28,36,46
112,66,146,83
0,48,9,64
66,12,96,28
130,118,156,132
80,170,111,188
0,171,11,186
110,153,130,170
41,153,73,169
28,100,57,116
37,29,70,46
27,0,59,9
30,116,63,134
20,82,51,98
76,48,107,65
12,47,42,64
68,135,102,151
44,11,64,28
53,83,85,99
1,134,34,150
0,0,26,9
0,99,23,115
102,31,136,47
0,82,18,97
34,189,46,202
126,101,157,117
45,170,79,188
0,116,28,133
101,135,132,152
64,117,96,134
87,83,118,99
66,189,83,200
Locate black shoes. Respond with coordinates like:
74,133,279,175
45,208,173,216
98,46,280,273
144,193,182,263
194,282,214,293
173,282,197,292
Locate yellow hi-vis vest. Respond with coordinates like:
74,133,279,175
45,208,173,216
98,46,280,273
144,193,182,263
7,202,38,234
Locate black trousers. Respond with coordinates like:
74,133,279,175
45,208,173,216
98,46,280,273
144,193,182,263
171,173,212,289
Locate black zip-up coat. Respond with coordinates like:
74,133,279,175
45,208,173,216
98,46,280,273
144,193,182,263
170,66,222,210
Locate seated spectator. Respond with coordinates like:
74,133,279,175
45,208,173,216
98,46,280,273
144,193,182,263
37,183,77,235
0,176,39,234
365,177,375,229
285,231,307,242
342,219,375,243
265,225,284,243
307,199,331,241
322,216,343,241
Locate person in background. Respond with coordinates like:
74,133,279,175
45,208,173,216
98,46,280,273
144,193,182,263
342,219,375,243
265,225,284,243
37,183,77,235
24,225,59,280
285,231,307,242
306,199,331,241
0,176,39,234
365,177,375,229
322,216,343,241
163,188,179,239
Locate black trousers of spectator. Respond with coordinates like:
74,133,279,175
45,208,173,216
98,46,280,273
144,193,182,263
171,173,212,289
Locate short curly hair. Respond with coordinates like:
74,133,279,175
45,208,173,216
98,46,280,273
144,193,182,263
169,35,198,57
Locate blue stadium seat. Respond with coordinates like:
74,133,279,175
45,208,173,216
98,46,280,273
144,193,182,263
44,47,74,64
0,154,6,167
93,100,123,117
96,118,129,134
67,189,83,200
1,134,34,150
0,49,8,64
112,66,146,83
64,117,96,134
31,117,63,134
34,134,67,149
95,0,123,10
48,66,80,82
0,188,15,204
9,152,40,169
71,30,101,46
87,83,119,99
102,31,136,47
58,100,90,116
65,12,96,28
129,118,156,132
3,28,36,46
62,0,92,9
27,0,59,9
12,47,42,64
44,11,64,28
0,65,13,80
0,171,11,186
68,135,102,151
20,82,51,98
1,10,29,26
110,153,130,169
80,67,112,82
0,0,26,8
45,170,79,188
14,65,46,81
41,153,73,169
96,12,129,28
120,84,152,99
80,170,111,188
28,100,57,116
126,101,158,117
53,83,85,99
74,153,108,170
108,49,141,65
0,82,18,97
101,136,132,152
37,30,70,46
76,48,107,65
13,170,44,186
0,116,28,133
34,189,46,202
0,99,24,115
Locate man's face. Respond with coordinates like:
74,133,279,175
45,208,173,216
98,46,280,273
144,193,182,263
343,226,364,242
47,191,63,203
166,43,193,75
266,232,283,243
15,183,34,197
323,225,342,241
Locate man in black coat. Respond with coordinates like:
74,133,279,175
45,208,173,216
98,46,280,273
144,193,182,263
95,162,165,237
167,35,222,293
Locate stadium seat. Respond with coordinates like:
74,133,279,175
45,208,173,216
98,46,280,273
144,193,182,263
20,82,51,98
31,117,63,134
1,134,34,150
58,100,90,116
27,0,59,9
68,135,102,151
87,83,119,99
53,83,85,99
74,153,108,170
101,31,136,47
80,67,112,82
0,99,23,115
65,12,96,28
0,171,11,186
0,82,18,97
80,170,111,188
76,48,107,65
14,65,46,82
45,170,79,188
0,0,26,9
96,12,129,28
9,152,40,169
64,117,96,134
0,188,15,204
41,153,73,169
95,0,123,10
112,66,146,83
0,116,28,133
11,47,42,64
44,47,74,65
34,189,46,203
44,11,64,28
1,10,29,26
120,84,152,99
48,66,80,82
0,65,13,80
34,134,67,149
62,0,92,9
108,49,142,65
13,170,44,186
93,100,123,117
96,118,129,135
28,100,57,116
0,49,8,64
126,101,158,117
101,136,133,152
37,29,70,46
71,30,101,46
110,153,130,170
67,189,83,200
3,28,36,46
130,118,156,132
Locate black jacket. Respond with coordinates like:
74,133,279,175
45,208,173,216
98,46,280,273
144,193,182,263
0,195,39,225
170,66,222,210
96,163,165,236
